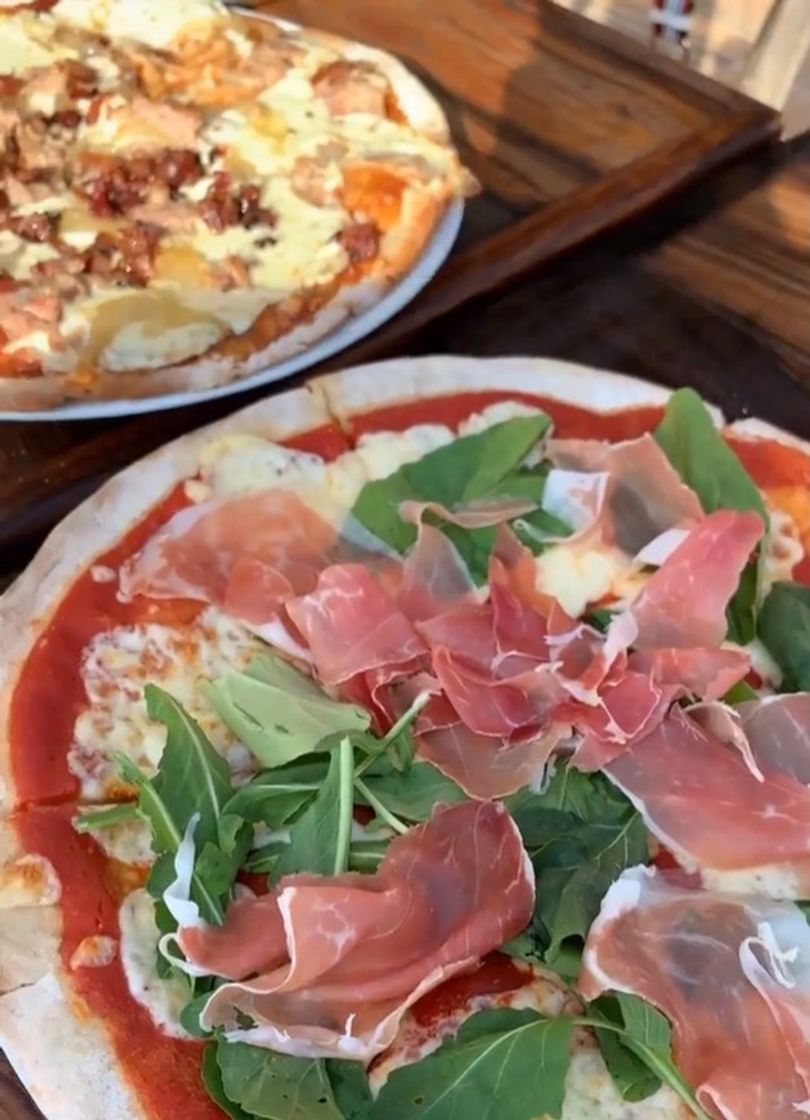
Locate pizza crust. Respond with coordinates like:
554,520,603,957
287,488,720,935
1,12,472,410
0,819,60,994
0,972,145,1120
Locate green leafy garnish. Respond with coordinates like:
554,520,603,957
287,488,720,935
758,581,810,690
215,1040,344,1120
654,389,767,520
275,737,355,878
357,761,466,822
510,766,646,971
206,656,370,768
654,388,767,644
582,994,711,1120
202,1043,252,1120
351,416,556,582
370,1009,573,1120
119,685,239,925
73,802,139,832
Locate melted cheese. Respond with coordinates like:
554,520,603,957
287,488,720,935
73,810,154,867
761,504,805,595
69,935,117,971
535,544,632,619
103,318,224,371
0,855,60,909
119,889,190,1037
53,0,227,50
0,13,78,75
0,233,60,280
701,865,801,900
69,606,263,799
354,425,455,479
458,401,545,435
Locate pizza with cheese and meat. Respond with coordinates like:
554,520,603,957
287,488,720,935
2,355,810,1120
0,0,474,410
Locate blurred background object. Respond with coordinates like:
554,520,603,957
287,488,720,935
552,0,810,134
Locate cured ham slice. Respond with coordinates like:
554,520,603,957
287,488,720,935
396,523,476,624
629,647,750,703
399,496,539,531
566,670,680,770
184,802,534,1061
286,564,425,687
581,866,810,1120
418,722,567,798
546,434,703,553
120,490,391,625
736,694,810,785
617,510,764,649
605,707,810,896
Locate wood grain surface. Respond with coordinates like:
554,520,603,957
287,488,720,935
0,0,779,575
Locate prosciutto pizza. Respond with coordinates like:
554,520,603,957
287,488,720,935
0,0,474,409
1,355,810,1120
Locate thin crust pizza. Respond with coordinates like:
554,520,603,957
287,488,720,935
0,0,475,409
2,356,810,1120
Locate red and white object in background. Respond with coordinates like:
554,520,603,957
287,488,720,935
650,0,695,55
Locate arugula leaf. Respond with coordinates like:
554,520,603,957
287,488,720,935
352,415,550,555
206,656,370,769
182,993,214,1039
348,839,388,872
118,685,237,924
654,389,767,644
510,767,647,967
223,757,330,830
202,1043,253,1120
594,1025,661,1103
370,1008,572,1120
326,1061,374,1120
654,389,767,520
758,581,810,691
275,737,354,878
216,1041,344,1120
73,802,139,832
194,814,253,902
359,761,466,822
589,996,661,1102
583,995,710,1120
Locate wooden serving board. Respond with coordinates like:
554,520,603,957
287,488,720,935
0,0,778,575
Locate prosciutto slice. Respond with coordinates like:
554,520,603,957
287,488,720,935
605,707,810,896
546,434,703,554
286,564,425,687
183,802,534,1061
629,647,750,703
617,510,764,649
418,723,568,798
581,866,810,1120
736,694,810,785
119,490,391,624
396,522,476,624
